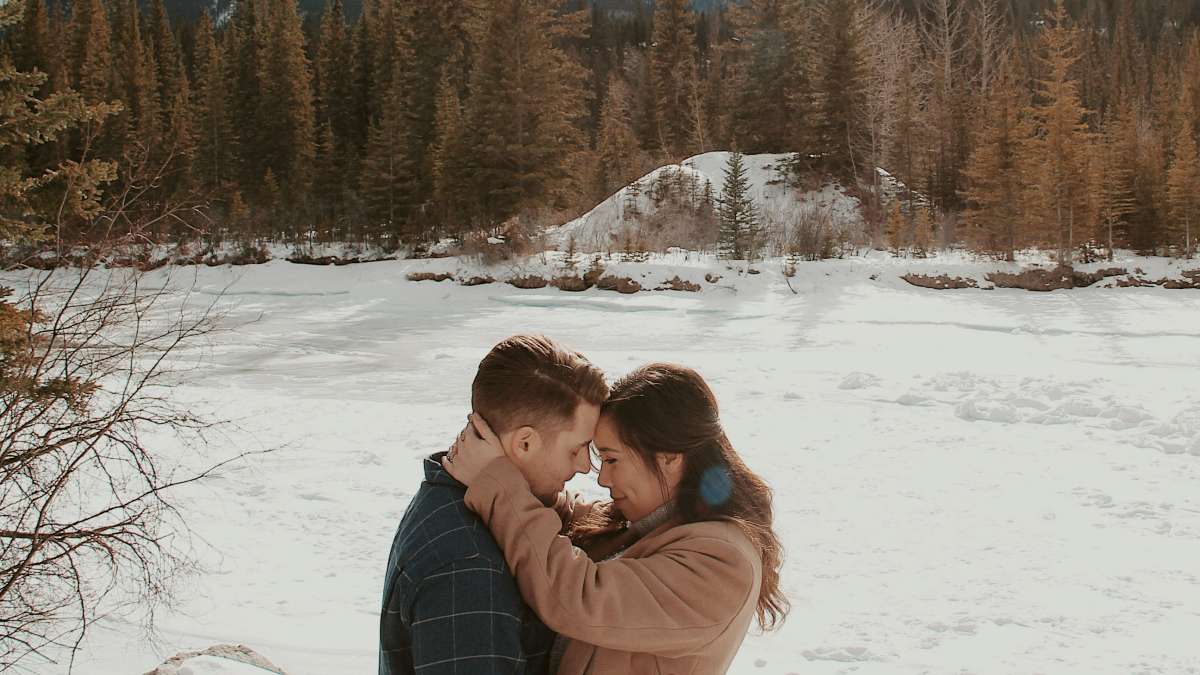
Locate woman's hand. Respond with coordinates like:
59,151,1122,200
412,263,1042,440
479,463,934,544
442,412,505,487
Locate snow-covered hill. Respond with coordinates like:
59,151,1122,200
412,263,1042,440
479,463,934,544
549,152,864,251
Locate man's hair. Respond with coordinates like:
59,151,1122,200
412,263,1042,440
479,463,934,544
471,335,608,434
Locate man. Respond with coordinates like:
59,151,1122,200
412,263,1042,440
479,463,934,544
380,334,607,675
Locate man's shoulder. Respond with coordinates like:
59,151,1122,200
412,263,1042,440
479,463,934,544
392,480,508,582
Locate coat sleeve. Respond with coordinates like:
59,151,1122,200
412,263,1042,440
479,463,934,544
465,457,758,658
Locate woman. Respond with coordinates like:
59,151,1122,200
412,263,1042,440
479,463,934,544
443,362,787,675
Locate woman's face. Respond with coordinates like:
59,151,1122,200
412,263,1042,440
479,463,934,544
593,415,676,522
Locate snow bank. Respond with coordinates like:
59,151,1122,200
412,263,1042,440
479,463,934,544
145,645,286,675
548,152,863,250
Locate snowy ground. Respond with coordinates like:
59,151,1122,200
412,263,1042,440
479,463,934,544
9,252,1200,674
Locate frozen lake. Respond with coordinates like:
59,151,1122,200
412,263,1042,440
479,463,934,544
28,256,1200,674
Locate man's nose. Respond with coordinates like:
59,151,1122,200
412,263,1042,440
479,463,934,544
574,448,591,474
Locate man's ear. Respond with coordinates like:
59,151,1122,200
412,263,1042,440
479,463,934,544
510,425,543,458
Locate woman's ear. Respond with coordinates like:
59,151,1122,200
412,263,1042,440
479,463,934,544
657,453,685,491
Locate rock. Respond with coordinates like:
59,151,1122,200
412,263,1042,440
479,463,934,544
705,273,722,283
144,644,287,675
596,275,642,294
656,276,701,292
460,275,495,286
405,272,454,282
507,275,549,289
1159,277,1200,289
901,273,978,290
551,276,591,292
985,266,1075,291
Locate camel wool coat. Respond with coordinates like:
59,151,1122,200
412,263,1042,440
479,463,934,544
465,457,763,675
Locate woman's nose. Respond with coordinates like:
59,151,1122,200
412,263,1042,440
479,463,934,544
597,464,612,488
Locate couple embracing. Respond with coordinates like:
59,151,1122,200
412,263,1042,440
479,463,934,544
379,335,788,675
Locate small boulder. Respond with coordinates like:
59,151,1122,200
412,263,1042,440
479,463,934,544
596,275,642,294
406,272,454,282
901,273,978,290
507,275,549,289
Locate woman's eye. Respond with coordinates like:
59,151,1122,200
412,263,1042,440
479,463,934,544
604,458,617,465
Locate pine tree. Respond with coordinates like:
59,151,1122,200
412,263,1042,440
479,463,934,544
348,2,374,163
1108,2,1147,109
717,151,758,259
812,0,868,179
0,55,116,240
147,0,185,130
1022,1,1092,264
229,0,267,189
315,0,353,215
459,0,588,226
430,67,466,231
1095,99,1137,258
962,66,1027,261
651,0,697,158
191,10,233,192
111,0,160,151
13,0,51,84
1167,123,1200,257
361,58,414,242
889,57,922,207
912,203,934,255
145,0,192,189
918,0,971,212
596,74,643,201
72,0,113,106
1182,34,1200,144
728,0,808,154
884,199,906,254
400,0,476,215
259,0,317,204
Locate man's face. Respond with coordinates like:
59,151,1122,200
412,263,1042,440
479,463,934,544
510,403,600,503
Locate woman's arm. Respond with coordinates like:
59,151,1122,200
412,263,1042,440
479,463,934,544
465,457,758,658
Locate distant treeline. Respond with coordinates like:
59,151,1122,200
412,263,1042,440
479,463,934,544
6,0,1200,261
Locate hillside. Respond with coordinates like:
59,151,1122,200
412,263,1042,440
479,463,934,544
549,152,864,251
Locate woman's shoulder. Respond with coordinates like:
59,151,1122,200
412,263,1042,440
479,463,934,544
647,519,762,566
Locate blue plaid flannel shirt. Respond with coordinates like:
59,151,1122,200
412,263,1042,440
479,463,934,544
379,453,553,675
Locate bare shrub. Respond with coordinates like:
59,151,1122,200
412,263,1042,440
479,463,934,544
0,262,238,670
0,50,250,669
459,213,547,265
781,205,855,261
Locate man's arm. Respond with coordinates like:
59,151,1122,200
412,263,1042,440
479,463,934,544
407,556,530,675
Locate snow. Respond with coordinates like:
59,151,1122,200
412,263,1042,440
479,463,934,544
5,250,1200,674
549,152,862,250
151,655,278,675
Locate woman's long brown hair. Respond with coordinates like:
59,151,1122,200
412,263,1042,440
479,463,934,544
571,362,789,631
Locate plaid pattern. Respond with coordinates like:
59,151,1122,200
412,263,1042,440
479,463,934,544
379,453,553,675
